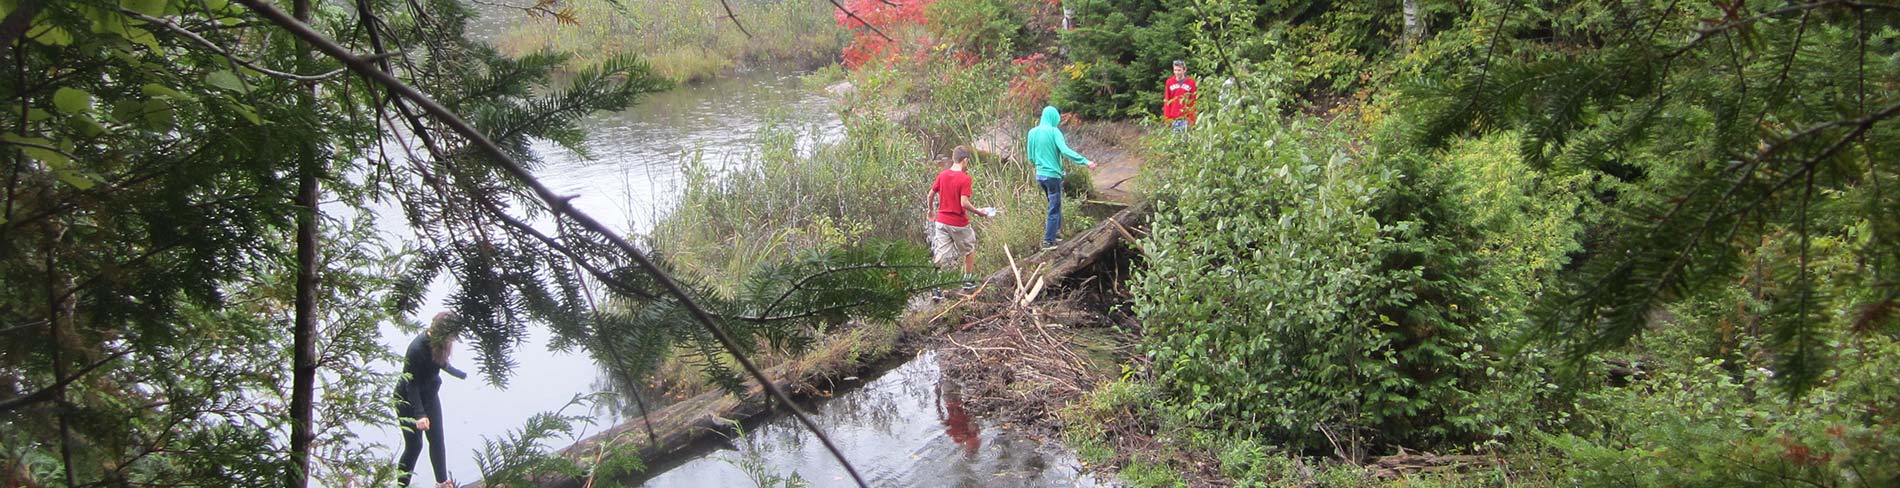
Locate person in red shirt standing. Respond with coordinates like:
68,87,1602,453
925,146,994,292
1163,59,1198,132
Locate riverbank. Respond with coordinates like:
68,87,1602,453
532,201,1153,487
494,0,842,83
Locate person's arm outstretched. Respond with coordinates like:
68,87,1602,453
442,363,468,380
961,194,992,218
1055,132,1092,168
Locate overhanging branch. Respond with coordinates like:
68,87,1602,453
229,2,870,485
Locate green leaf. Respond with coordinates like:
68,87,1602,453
3,134,72,169
27,24,73,47
123,26,161,52
230,102,262,125
67,114,108,137
55,169,98,190
141,99,175,131
206,70,244,92
111,99,143,123
53,87,93,114
122,0,167,16
141,83,189,100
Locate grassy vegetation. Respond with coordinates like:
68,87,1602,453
631,52,1106,395
651,60,1091,292
497,0,845,82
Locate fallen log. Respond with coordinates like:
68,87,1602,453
1369,451,1495,479
977,201,1150,298
498,201,1152,487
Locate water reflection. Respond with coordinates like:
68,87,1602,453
938,380,981,457
355,68,842,482
637,352,1100,487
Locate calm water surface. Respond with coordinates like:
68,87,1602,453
361,12,1095,486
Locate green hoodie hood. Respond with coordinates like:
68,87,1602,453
1026,105,1087,179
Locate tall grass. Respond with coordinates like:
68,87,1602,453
650,61,1086,292
497,0,845,82
637,51,1095,395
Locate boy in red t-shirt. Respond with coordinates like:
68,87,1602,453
1163,59,1197,132
924,146,994,290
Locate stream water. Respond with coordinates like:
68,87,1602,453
638,352,1102,487
359,67,840,483
358,62,1100,486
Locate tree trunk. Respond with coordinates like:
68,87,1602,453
1401,0,1425,47
289,2,318,487
289,145,319,488
0,0,46,64
44,220,77,488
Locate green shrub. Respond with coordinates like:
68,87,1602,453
654,60,1058,290
650,115,929,290
1549,339,1900,486
926,0,1047,58
1051,0,1199,119
1132,74,1544,454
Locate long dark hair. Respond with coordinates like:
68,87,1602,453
427,312,459,366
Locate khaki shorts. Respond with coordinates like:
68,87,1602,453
929,221,977,265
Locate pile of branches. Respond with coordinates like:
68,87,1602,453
930,247,1133,438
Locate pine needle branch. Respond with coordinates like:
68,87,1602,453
233,2,872,485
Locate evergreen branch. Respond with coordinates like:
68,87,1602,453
121,9,354,82
758,263,937,319
1746,101,1900,208
1751,9,1811,131
743,286,938,324
1754,101,1900,168
232,3,872,485
1461,0,1520,124
0,351,127,414
476,199,659,301
1670,0,1894,57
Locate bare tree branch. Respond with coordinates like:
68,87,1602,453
0,351,127,414
830,0,893,42
718,0,753,37
121,9,354,82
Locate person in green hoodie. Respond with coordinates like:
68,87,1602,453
1026,105,1093,250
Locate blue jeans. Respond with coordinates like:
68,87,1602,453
1171,119,1187,133
1038,177,1063,245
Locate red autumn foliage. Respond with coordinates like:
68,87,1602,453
836,0,938,69
1005,53,1052,110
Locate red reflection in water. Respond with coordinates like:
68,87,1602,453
937,381,981,456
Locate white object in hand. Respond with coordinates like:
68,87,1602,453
980,207,999,217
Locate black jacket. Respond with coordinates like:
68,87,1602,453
395,333,466,415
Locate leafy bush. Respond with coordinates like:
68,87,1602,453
1132,74,1544,453
1550,340,1900,486
1051,0,1198,119
926,0,1048,58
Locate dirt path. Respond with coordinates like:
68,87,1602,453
1066,121,1149,202
970,119,1151,203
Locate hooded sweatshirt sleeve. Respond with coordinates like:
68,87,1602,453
1029,106,1090,178
1054,131,1088,165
